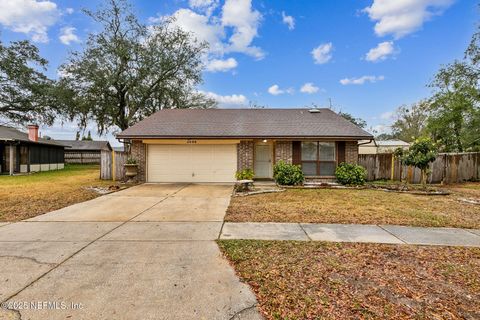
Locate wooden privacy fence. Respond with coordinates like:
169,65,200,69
358,152,480,184
100,150,127,181
65,151,101,164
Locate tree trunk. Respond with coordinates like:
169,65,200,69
421,169,427,188
117,89,129,131
453,126,463,152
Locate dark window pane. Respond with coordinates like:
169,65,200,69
301,142,317,161
319,142,335,161
302,162,317,176
320,162,336,176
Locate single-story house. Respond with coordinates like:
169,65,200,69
56,140,112,164
359,139,410,154
0,125,65,175
116,108,373,183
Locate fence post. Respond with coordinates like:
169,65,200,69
112,150,116,182
390,155,394,181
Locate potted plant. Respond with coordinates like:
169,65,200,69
124,157,138,180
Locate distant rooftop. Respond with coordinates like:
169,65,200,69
55,140,112,151
375,140,410,146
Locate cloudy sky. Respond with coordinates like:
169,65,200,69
0,0,476,145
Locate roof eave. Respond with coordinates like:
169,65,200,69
116,134,374,140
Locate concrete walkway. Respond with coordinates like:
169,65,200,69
220,222,480,247
0,184,262,320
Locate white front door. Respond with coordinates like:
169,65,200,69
147,144,237,182
254,144,272,178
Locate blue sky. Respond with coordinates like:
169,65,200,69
0,0,476,144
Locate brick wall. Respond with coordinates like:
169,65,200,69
345,141,358,164
237,140,254,171
274,141,292,164
130,140,146,182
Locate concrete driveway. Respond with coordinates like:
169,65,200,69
0,184,262,320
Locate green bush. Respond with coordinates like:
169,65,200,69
235,168,254,180
125,157,137,165
335,162,367,185
273,160,304,185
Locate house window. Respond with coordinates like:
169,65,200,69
301,142,336,176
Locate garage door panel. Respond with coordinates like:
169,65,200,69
147,144,237,183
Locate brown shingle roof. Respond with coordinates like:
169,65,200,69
55,140,112,151
118,108,373,139
0,125,65,147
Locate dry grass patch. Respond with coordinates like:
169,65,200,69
226,187,480,228
218,240,480,320
0,165,121,222
440,182,480,198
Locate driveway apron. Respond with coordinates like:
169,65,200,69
0,184,262,320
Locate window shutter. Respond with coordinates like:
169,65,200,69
292,141,301,165
337,141,345,164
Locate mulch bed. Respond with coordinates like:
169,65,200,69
280,182,451,195
218,240,480,320
368,183,450,195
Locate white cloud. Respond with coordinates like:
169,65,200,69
267,84,294,96
281,11,295,30
0,0,60,43
65,7,74,14
221,0,264,59
365,41,395,62
206,57,238,72
189,0,217,7
371,124,390,134
268,84,283,95
380,111,394,120
189,0,218,10
159,0,264,68
340,75,385,85
167,8,225,54
364,0,454,39
201,91,247,107
300,83,320,94
311,42,333,64
59,27,80,45
188,0,219,16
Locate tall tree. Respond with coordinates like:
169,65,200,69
390,101,429,142
338,111,367,128
58,0,216,134
375,133,395,140
428,61,479,152
0,39,56,125
466,7,480,69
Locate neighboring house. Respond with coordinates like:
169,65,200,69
117,108,373,183
0,125,65,175
359,140,410,154
56,140,112,164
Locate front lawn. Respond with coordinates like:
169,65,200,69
0,164,120,222
225,187,480,229
218,240,480,320
441,182,480,198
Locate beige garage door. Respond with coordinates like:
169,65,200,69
147,144,237,183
